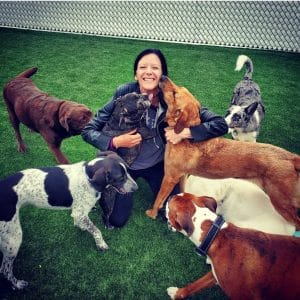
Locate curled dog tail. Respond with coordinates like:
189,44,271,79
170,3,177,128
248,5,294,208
235,55,253,80
15,67,38,79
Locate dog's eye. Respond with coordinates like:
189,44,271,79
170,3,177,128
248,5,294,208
233,114,241,121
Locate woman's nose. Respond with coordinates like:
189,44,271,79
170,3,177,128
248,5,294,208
146,66,152,74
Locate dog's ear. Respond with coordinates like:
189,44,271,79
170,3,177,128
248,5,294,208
176,211,194,236
89,167,108,192
59,102,71,131
173,103,201,134
174,109,187,134
245,102,258,116
203,196,217,213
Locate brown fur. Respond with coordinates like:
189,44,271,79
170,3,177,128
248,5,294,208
167,194,300,300
146,77,300,228
3,68,93,164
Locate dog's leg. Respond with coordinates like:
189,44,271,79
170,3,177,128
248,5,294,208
167,271,216,299
3,98,26,152
72,213,108,250
99,187,116,229
0,255,28,290
47,143,69,164
40,132,69,164
0,220,28,290
146,174,181,219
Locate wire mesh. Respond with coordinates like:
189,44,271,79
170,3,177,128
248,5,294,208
0,1,299,52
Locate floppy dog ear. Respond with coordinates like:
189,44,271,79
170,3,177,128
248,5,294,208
174,103,201,134
203,196,217,213
59,102,71,131
89,167,108,191
174,109,187,134
175,211,194,236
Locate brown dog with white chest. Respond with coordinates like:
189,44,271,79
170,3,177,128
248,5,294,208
3,67,93,164
146,77,300,229
166,193,300,300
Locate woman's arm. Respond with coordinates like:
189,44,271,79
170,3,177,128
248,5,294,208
81,100,115,150
165,107,228,144
190,107,228,142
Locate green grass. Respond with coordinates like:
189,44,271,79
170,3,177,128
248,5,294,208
0,27,299,299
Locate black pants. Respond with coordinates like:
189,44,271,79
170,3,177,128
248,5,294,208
109,160,180,227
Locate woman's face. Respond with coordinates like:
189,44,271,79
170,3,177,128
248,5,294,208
134,53,163,94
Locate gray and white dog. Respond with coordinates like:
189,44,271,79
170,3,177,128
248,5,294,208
225,55,265,142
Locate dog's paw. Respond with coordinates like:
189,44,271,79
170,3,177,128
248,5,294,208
146,209,157,219
13,279,28,290
167,287,179,299
97,241,109,251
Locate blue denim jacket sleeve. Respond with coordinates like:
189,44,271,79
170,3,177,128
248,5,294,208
81,82,139,150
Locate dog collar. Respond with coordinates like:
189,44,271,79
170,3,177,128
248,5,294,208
195,215,225,257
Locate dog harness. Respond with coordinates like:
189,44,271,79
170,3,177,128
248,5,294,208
195,215,225,256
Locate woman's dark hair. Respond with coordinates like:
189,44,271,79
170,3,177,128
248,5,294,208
133,48,168,76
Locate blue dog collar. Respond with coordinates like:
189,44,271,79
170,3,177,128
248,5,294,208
195,215,225,257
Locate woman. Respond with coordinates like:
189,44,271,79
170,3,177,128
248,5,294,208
81,48,228,227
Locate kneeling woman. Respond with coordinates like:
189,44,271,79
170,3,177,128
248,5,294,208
81,48,228,227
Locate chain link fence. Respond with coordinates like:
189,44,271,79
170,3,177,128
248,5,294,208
0,1,299,52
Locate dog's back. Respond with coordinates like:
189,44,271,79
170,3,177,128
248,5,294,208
225,55,265,142
184,175,296,235
216,225,300,299
3,67,39,104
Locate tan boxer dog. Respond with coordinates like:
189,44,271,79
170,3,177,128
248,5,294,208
166,193,300,300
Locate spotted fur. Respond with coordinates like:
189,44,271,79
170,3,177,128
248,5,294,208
0,152,137,290
225,55,265,142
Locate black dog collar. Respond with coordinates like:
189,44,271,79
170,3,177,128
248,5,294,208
195,215,225,257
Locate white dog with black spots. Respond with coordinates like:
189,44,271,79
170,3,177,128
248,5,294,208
0,151,137,290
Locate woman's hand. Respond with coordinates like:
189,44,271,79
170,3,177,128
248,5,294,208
112,129,142,149
164,127,192,144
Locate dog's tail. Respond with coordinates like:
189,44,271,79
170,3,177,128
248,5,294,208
235,55,253,80
15,67,38,79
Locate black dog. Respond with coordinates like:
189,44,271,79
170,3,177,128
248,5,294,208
100,93,153,228
0,151,137,290
102,92,153,165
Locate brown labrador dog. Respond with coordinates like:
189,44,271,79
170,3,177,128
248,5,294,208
146,77,300,228
3,67,93,164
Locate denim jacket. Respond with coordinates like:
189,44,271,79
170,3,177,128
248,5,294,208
81,82,228,151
